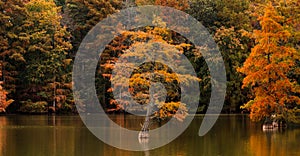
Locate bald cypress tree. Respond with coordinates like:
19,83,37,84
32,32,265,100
238,3,300,122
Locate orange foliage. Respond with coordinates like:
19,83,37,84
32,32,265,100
154,0,189,11
0,82,13,113
1,61,13,112
238,3,300,121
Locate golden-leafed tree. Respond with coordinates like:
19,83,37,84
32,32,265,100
17,0,73,113
238,3,300,122
98,17,199,121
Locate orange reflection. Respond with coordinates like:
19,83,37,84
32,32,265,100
0,117,8,155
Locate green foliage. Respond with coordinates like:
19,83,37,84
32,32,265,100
188,0,250,32
19,100,48,113
54,0,66,7
188,0,252,113
23,0,71,83
0,0,298,118
286,108,300,124
154,101,188,122
64,0,122,55
16,0,73,113
0,0,74,113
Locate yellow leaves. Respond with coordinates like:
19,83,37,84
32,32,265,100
122,30,157,43
10,53,26,62
129,73,151,86
63,59,72,66
152,15,167,28
175,43,192,53
214,26,245,53
7,32,18,39
155,101,188,122
240,100,253,110
154,0,190,11
154,70,179,82
96,6,199,115
240,29,252,39
26,0,61,28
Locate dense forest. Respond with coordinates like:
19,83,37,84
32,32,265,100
0,0,299,123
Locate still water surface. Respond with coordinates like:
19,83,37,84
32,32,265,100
0,115,299,156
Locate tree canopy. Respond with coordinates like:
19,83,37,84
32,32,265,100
238,2,300,122
0,0,299,124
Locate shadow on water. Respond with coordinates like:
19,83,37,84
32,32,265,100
0,115,300,156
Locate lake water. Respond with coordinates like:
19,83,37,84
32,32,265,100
0,115,299,156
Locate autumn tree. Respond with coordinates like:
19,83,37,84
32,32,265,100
109,37,197,121
64,0,122,56
238,3,300,122
276,0,300,91
0,83,13,113
16,0,73,113
0,57,12,112
0,0,28,96
0,0,31,112
0,63,13,113
88,0,200,121
98,16,199,121
214,26,250,113
187,0,252,112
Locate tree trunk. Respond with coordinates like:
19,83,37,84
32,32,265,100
139,86,155,139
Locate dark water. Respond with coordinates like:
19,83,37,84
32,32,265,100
0,115,299,156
